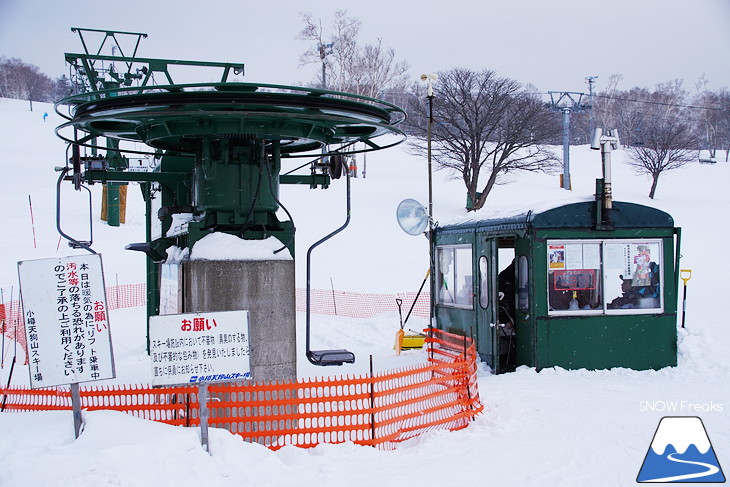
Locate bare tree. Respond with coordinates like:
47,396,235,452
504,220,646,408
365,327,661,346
349,39,409,99
406,68,560,211
297,11,409,97
692,88,730,161
623,82,699,198
53,74,73,102
715,90,730,161
592,74,624,132
0,57,55,110
625,120,697,199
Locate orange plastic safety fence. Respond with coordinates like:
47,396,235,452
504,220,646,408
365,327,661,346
0,329,481,450
0,383,198,426
105,283,148,310
1,299,25,364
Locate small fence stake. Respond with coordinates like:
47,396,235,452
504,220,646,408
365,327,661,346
1,287,17,411
28,195,37,249
330,277,337,316
369,355,376,445
70,382,83,438
1,288,5,368
464,331,476,421
0,356,15,411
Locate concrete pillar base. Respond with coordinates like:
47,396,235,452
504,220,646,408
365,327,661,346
183,259,296,383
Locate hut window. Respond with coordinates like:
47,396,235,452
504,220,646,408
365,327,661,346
604,241,662,312
518,256,529,312
436,245,473,308
548,242,603,312
547,239,663,315
479,256,489,309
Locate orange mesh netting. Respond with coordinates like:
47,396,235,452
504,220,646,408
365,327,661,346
2,284,430,365
1,329,481,450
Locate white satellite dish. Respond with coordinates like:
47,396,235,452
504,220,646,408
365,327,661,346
396,198,429,236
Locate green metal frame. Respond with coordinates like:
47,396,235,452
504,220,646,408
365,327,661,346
67,27,244,93
55,29,406,347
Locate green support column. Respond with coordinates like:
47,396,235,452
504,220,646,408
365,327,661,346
106,183,121,226
103,83,124,227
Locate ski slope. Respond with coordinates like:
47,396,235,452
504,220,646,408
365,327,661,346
1,97,728,486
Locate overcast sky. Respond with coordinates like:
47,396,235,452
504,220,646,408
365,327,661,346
1,0,729,95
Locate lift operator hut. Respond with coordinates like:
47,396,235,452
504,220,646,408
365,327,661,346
432,199,681,374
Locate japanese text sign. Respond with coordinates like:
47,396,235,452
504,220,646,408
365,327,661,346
148,310,251,386
18,254,116,388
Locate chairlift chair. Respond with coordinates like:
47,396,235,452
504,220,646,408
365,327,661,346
305,155,355,366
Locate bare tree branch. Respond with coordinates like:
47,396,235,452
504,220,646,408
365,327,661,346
622,83,699,198
0,57,55,110
296,11,408,96
405,68,560,211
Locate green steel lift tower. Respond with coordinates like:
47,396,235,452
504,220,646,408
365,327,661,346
55,28,406,375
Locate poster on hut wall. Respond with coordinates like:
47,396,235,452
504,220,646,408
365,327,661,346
548,245,565,269
582,244,601,269
550,243,602,271
564,244,583,269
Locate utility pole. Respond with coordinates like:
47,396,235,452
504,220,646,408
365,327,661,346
585,76,598,142
549,91,588,190
421,73,437,222
318,42,333,89
421,72,438,334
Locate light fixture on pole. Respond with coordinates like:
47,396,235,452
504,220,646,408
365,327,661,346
585,76,598,140
420,72,438,332
318,42,333,89
420,73,437,221
396,198,429,236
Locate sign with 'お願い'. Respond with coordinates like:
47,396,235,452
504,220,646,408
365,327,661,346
148,310,251,386
18,254,116,388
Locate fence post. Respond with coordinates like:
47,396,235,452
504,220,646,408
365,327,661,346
369,355,376,445
463,333,476,421
70,382,83,438
198,383,210,453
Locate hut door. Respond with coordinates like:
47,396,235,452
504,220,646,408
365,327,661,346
475,238,499,371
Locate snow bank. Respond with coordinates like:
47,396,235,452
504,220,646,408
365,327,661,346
190,233,292,261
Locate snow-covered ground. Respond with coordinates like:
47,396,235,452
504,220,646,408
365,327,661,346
1,97,728,486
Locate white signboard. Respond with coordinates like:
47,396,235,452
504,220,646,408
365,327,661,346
159,263,181,315
149,310,251,386
18,254,116,388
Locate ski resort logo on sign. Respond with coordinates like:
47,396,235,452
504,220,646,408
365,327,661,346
637,416,725,483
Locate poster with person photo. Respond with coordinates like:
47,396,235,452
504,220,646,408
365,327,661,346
548,245,565,269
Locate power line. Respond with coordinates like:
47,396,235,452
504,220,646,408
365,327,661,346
592,93,725,112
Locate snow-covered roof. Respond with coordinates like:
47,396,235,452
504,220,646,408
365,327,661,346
437,198,674,235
